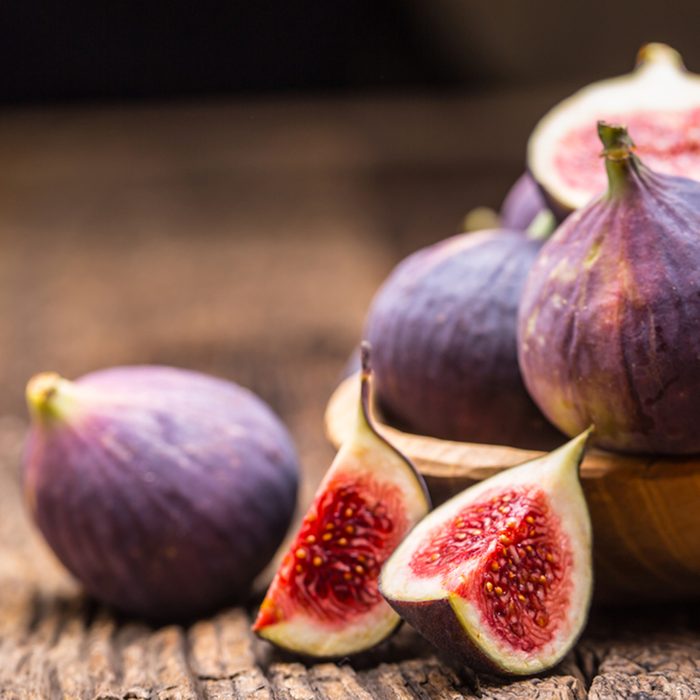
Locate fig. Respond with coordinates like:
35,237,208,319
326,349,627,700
529,43,700,215
519,122,700,454
253,343,430,657
364,225,562,450
23,365,299,619
380,430,592,676
500,173,548,231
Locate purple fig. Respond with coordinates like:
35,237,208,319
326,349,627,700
519,122,700,454
23,365,299,619
364,226,562,450
500,173,549,231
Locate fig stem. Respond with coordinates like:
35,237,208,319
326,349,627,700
358,341,373,431
26,372,73,422
525,210,556,241
636,42,684,72
598,122,640,198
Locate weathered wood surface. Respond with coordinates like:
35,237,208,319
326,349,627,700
0,97,698,698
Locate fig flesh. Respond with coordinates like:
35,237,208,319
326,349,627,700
520,123,700,454
529,43,700,215
380,431,592,676
364,227,562,449
23,366,299,620
253,344,430,657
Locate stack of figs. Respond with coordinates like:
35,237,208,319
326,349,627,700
20,42,700,679
367,42,700,456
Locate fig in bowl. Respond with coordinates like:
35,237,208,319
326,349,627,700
520,122,700,454
499,173,549,231
364,223,562,450
23,365,299,620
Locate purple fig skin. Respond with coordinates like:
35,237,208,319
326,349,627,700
500,173,548,230
384,597,514,676
23,365,299,620
365,229,563,450
519,123,700,454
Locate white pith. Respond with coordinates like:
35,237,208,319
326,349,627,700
257,384,430,656
257,598,400,657
528,44,700,210
380,432,592,675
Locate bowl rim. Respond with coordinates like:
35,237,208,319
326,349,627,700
324,372,700,482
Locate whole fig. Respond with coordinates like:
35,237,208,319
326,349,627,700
500,173,548,231
23,365,299,619
519,122,700,454
365,228,562,449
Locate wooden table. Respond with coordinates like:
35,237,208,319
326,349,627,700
0,95,698,698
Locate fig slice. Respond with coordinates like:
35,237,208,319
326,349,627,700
529,43,700,215
253,342,430,657
380,431,592,676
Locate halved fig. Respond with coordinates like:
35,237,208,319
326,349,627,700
253,343,430,657
529,43,700,215
380,431,592,676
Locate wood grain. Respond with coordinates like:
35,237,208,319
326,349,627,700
0,354,695,699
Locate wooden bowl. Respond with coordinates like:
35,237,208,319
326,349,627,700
325,373,700,603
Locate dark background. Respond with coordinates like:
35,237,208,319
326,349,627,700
1,2,700,490
1,1,699,104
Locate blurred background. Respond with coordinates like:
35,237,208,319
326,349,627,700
1,1,698,496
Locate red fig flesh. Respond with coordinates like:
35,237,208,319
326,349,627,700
380,432,592,676
520,123,700,454
253,344,430,657
529,43,700,214
23,366,299,619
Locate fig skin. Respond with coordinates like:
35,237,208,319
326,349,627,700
253,343,430,658
519,123,700,454
380,431,593,677
500,173,548,231
365,229,562,450
23,365,299,620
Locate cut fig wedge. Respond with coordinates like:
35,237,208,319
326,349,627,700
253,343,430,657
380,431,592,676
529,43,700,214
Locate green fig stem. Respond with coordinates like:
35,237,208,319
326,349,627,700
598,121,642,198
525,209,557,241
462,206,500,232
545,426,594,491
26,372,75,423
567,425,594,465
636,42,684,72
